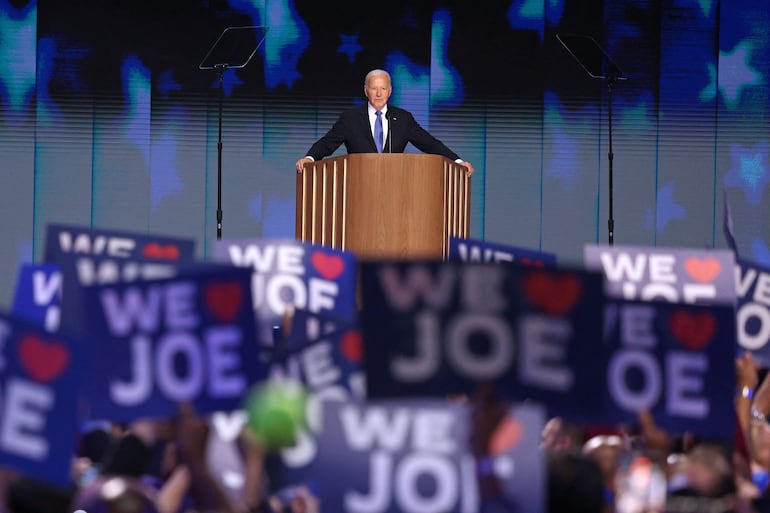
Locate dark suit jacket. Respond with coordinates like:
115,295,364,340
305,104,460,161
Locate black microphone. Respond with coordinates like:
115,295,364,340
387,112,396,153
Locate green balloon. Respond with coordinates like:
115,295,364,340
245,380,308,450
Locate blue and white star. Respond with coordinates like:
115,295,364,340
508,0,565,40
338,33,362,64
655,182,687,234
723,142,770,206
0,1,36,111
717,42,762,109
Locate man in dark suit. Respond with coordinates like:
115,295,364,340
294,69,475,176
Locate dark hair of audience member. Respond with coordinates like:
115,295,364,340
547,450,606,513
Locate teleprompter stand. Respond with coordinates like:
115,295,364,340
556,33,626,246
199,26,267,240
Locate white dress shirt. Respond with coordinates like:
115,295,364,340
367,104,389,150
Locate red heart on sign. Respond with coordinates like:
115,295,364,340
142,242,180,260
521,272,582,315
205,282,243,322
488,417,525,456
311,252,345,280
18,335,70,383
669,310,716,350
340,330,363,363
683,257,721,283
519,258,545,267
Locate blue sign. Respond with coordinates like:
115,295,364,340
11,264,62,332
599,300,736,439
735,259,770,365
584,244,736,305
56,254,183,339
43,224,196,338
316,400,476,513
281,309,356,350
449,236,557,267
80,266,264,421
213,239,358,344
0,312,81,485
480,404,546,513
315,401,545,513
44,223,195,264
360,261,605,419
270,327,365,394
265,326,366,493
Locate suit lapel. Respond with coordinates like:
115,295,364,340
359,106,377,152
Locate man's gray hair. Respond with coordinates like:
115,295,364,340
364,69,391,87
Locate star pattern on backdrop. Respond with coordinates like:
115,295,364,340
693,0,716,17
655,182,687,233
723,142,770,206
227,0,309,89
211,68,244,97
386,51,430,117
34,37,63,122
430,9,464,107
338,34,362,64
507,0,564,40
121,55,151,169
751,238,770,267
151,125,183,209
618,94,655,132
716,41,762,109
544,126,579,188
542,92,595,190
157,70,182,97
699,63,717,103
0,2,36,110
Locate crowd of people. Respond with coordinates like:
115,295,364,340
536,352,770,513
0,351,768,512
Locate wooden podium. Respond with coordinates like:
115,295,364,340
296,153,470,259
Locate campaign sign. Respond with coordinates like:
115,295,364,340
213,239,358,344
449,236,557,267
0,313,80,485
265,326,367,492
55,254,184,338
207,325,366,495
317,400,476,513
735,259,770,365
80,266,263,421
43,224,195,337
480,403,546,513
316,401,545,513
44,223,195,264
600,300,735,439
360,261,605,418
11,264,62,332
281,309,355,351
584,244,736,305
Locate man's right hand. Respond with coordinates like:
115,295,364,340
295,157,313,173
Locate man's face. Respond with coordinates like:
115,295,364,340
364,74,392,111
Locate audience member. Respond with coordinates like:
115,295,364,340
547,450,607,513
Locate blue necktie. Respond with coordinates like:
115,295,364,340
374,110,384,153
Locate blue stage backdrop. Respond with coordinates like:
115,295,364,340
0,0,768,307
